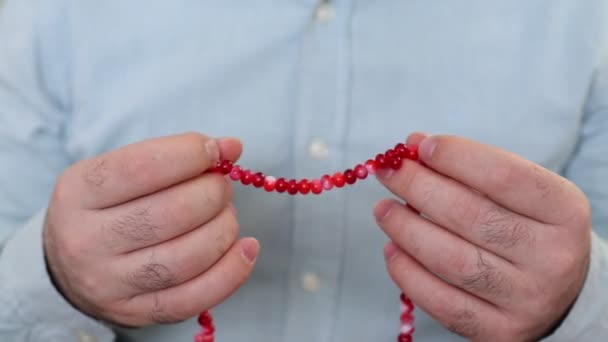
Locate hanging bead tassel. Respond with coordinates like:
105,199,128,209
195,141,419,341
398,293,415,341
195,310,215,342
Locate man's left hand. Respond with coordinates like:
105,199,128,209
374,134,592,341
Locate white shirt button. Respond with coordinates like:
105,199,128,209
300,272,321,293
78,332,97,342
314,1,335,23
308,138,330,160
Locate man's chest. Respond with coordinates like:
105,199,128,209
66,0,600,175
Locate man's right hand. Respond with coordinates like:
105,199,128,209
43,133,259,327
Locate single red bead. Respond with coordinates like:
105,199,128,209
344,169,357,185
365,159,378,174
198,312,213,326
201,335,214,342
385,149,397,161
287,179,299,195
229,165,242,181
400,312,414,323
390,156,403,170
241,170,253,185
218,160,233,175
311,179,323,195
375,153,388,169
398,334,412,342
275,178,288,193
405,146,418,160
321,174,334,190
264,176,277,192
332,172,346,188
205,324,216,333
298,179,311,195
395,143,408,158
252,172,265,188
354,164,368,179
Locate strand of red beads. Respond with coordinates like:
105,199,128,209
195,310,215,342
195,141,419,342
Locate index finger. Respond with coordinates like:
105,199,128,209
59,133,242,209
416,135,586,224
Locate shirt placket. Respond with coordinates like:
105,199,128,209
284,1,354,341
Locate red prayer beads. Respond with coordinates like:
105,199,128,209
196,141,419,341
210,142,418,196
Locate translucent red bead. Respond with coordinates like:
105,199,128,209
264,176,277,192
344,169,356,185
298,179,311,195
332,172,346,188
355,164,368,179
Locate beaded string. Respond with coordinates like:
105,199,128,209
195,141,419,342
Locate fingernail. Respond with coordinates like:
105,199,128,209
406,131,430,146
376,168,394,180
205,139,220,162
374,199,395,222
240,238,260,264
418,136,438,163
384,242,399,261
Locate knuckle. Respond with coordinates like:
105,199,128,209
225,210,240,240
500,316,532,342
78,272,109,304
82,156,110,188
102,301,147,328
147,293,185,325
393,164,419,196
546,249,581,279
450,190,482,227
440,251,468,275
414,177,441,213
445,308,481,339
106,206,161,244
477,205,534,249
202,176,230,208
532,165,553,199
215,210,240,256
425,136,446,164
460,249,513,299
124,257,178,292
61,229,92,259
163,194,193,223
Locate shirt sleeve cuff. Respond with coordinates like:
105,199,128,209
542,231,608,341
0,209,115,342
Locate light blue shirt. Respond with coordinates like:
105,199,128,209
1,0,607,341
